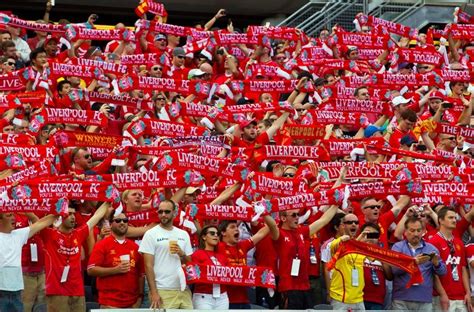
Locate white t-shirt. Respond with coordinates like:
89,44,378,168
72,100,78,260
139,225,192,290
0,227,30,291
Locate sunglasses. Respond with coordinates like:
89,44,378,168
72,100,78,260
4,62,15,66
296,109,305,112
364,205,382,210
206,230,219,236
156,97,165,101
344,220,359,225
158,209,172,215
176,55,185,59
151,66,162,71
285,212,300,218
113,218,129,223
283,173,295,178
418,66,429,70
84,154,92,159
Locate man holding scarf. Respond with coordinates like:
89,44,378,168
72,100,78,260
217,215,278,309
272,204,339,309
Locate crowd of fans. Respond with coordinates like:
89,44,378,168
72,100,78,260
0,0,474,311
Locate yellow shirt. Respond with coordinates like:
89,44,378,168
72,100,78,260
329,237,366,304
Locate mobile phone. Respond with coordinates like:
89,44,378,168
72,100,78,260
422,252,435,259
216,49,224,55
366,232,380,239
415,144,427,151
442,102,453,109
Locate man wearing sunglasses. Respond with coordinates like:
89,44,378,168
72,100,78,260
87,212,144,308
429,208,471,312
272,204,339,309
360,195,410,249
167,47,189,80
391,217,446,311
139,199,193,310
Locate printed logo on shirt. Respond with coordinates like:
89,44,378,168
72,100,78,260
446,255,461,266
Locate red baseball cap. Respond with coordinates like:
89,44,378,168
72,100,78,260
239,118,257,129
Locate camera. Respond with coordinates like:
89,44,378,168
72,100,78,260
442,102,453,109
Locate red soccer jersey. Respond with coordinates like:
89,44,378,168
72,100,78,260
87,235,143,307
41,224,89,296
362,259,386,304
388,128,416,149
429,233,467,300
217,239,254,304
191,249,228,295
273,226,311,292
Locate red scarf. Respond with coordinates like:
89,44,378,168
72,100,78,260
83,90,154,111
0,132,34,145
255,186,347,215
0,198,68,215
49,62,106,81
6,181,121,204
29,108,107,134
2,159,56,184
332,28,391,49
185,264,276,289
439,69,472,82
394,47,443,67
327,239,422,287
126,118,209,139
155,151,250,182
323,98,388,114
135,0,168,17
304,110,366,126
0,72,26,91
0,13,65,33
120,53,163,66
94,169,204,191
283,124,326,140
354,14,418,39
185,204,253,221
126,208,160,226
0,144,58,164
53,130,131,148
347,180,424,199
71,58,128,75
435,123,474,143
65,25,135,42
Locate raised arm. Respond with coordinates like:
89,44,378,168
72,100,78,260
86,202,111,230
29,214,56,238
310,205,339,236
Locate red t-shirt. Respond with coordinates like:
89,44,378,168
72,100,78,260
388,128,416,149
429,233,467,300
87,235,143,307
41,224,90,296
273,226,311,292
217,239,254,304
191,249,228,294
363,259,386,304
252,223,277,273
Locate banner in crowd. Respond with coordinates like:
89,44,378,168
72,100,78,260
185,264,276,288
